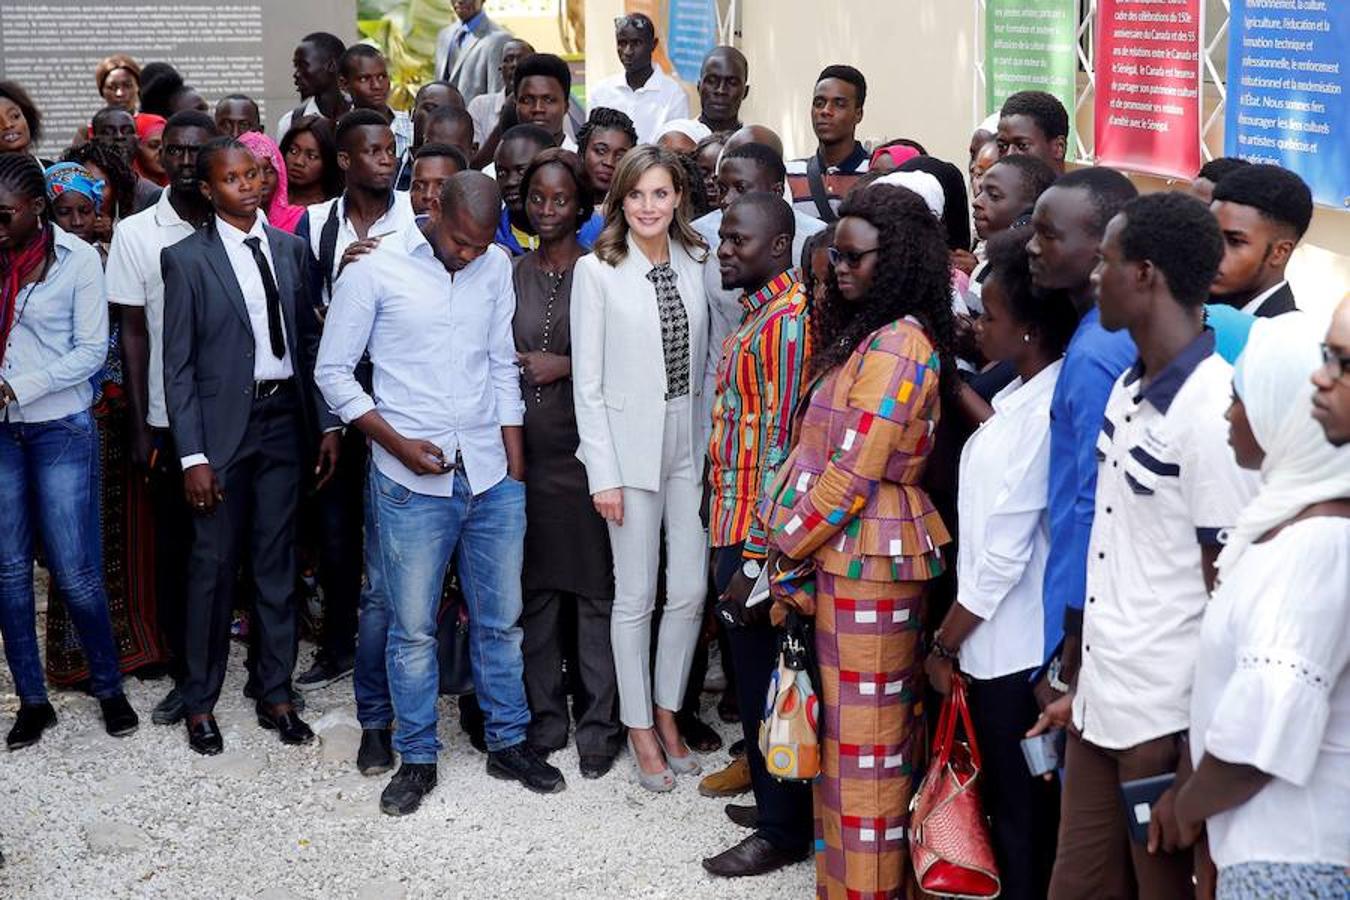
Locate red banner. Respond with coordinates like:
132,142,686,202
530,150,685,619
1094,0,1204,179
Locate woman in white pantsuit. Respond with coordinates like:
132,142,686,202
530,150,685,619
571,146,710,791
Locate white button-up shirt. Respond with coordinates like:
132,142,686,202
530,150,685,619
1074,332,1258,749
588,69,690,144
956,361,1061,680
1,226,107,423
315,220,523,498
1190,518,1350,870
301,191,417,306
105,189,200,428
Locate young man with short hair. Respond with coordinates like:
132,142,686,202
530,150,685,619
785,65,870,221
998,89,1069,173
697,46,749,134
588,13,689,143
315,171,564,814
338,45,413,162
214,95,261,138
394,82,467,191
512,53,577,152
277,32,350,138
1188,156,1249,205
492,123,554,256
408,143,469,216
1209,163,1313,317
700,192,814,878
106,110,220,727
1046,191,1257,899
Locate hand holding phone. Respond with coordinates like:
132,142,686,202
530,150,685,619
1020,728,1066,777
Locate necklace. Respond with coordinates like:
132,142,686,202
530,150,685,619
531,270,565,406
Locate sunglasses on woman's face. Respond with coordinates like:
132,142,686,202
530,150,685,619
827,246,879,269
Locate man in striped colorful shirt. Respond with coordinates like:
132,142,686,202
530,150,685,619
701,192,814,878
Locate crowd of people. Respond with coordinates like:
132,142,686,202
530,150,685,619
0,2,1347,898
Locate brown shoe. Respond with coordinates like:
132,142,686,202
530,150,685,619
698,755,751,798
702,834,810,878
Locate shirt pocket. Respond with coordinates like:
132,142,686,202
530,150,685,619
1123,444,1178,498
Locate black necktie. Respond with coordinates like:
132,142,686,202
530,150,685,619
244,236,286,359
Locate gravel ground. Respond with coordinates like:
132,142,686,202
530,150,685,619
1,630,814,900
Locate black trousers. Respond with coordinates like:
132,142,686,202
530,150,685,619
181,387,303,715
521,589,621,758
310,427,365,662
966,668,1061,900
149,427,193,683
713,544,813,854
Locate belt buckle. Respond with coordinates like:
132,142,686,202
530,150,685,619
254,380,281,400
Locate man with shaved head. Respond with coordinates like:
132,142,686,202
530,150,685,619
724,124,784,159
698,46,749,133
701,192,814,878
316,170,565,816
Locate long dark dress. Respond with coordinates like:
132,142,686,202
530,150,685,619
511,253,612,598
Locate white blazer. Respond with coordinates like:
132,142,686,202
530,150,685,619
571,234,709,494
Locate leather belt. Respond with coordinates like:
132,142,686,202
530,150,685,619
253,378,293,400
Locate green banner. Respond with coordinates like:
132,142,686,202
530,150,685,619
986,0,1079,158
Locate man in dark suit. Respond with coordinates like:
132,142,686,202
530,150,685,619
1209,163,1313,318
162,137,341,755
433,0,514,104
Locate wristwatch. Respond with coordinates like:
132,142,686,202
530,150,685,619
741,558,763,579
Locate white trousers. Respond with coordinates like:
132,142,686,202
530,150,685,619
606,395,709,729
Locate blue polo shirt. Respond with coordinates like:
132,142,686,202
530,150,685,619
1042,307,1136,660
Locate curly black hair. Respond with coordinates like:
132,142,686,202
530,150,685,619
61,141,137,223
811,185,958,396
1000,90,1069,141
577,106,638,154
1118,192,1224,308
1211,162,1313,238
1197,156,1250,185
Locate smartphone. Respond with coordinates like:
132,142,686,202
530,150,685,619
1119,772,1176,844
1020,728,1066,777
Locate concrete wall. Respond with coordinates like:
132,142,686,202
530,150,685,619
585,0,1348,316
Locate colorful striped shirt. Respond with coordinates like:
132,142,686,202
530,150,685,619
707,270,811,555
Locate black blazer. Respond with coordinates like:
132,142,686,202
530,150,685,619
161,222,336,468
1252,283,1297,318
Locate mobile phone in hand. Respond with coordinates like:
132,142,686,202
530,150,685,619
1120,772,1176,844
1020,728,1066,776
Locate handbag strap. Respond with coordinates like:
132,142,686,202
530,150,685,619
931,676,984,771
951,676,983,768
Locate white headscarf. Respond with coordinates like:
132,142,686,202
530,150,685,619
978,112,1001,135
876,170,945,219
1218,313,1350,575
656,118,712,144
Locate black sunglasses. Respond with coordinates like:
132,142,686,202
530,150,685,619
614,15,651,30
827,246,879,268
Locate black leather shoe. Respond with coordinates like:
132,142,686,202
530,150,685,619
725,802,759,829
186,716,224,756
578,754,616,780
702,834,810,878
256,705,315,745
380,763,438,816
487,743,566,794
151,686,186,726
244,683,306,713
100,694,139,737
295,653,355,692
728,738,746,759
357,728,395,776
6,702,57,750
677,711,723,753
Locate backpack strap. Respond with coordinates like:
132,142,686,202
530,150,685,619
806,153,838,223
317,201,342,304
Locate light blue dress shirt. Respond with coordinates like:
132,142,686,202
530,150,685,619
2,226,107,423
314,219,523,498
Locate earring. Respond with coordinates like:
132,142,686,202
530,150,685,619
1022,333,1031,343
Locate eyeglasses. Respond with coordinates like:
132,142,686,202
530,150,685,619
1322,343,1350,380
827,246,879,268
614,15,651,30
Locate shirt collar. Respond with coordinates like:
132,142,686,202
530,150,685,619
991,358,1062,415
338,189,398,227
741,269,798,313
1123,329,1216,414
215,211,266,245
154,188,189,229
458,10,485,33
817,142,869,174
1240,280,1288,316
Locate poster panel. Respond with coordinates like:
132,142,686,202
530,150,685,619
986,0,1080,158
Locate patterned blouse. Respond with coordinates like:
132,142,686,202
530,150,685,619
646,262,691,399
759,317,950,583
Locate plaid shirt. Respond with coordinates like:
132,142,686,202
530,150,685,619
707,270,810,556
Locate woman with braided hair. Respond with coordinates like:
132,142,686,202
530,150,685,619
0,153,140,751
758,183,957,899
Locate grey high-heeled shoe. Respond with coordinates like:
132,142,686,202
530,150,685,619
628,734,675,792
655,729,702,776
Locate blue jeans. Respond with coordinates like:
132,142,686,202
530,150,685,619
0,411,122,703
368,466,530,763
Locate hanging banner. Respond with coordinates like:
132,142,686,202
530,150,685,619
1094,0,1204,179
667,0,720,84
985,0,1080,158
1224,1,1348,210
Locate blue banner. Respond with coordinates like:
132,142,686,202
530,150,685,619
1225,1,1349,210
667,0,720,83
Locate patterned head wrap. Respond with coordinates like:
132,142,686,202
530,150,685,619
44,162,105,212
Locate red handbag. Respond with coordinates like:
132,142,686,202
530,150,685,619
910,675,1001,899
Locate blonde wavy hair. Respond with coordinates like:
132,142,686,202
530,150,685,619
593,145,707,266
